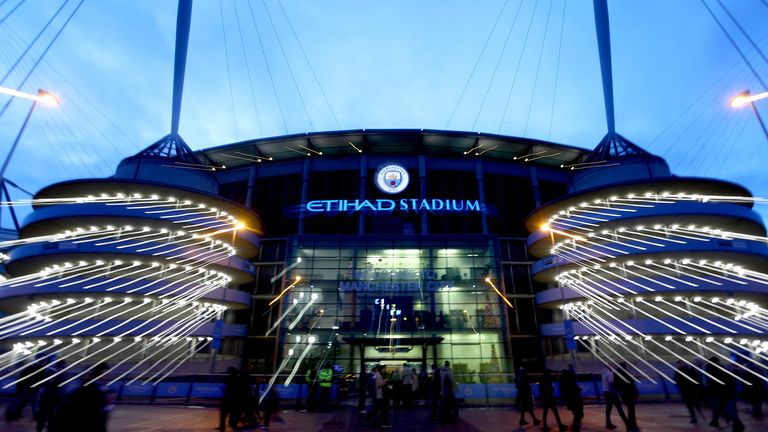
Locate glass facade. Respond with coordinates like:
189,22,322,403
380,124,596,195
275,235,510,377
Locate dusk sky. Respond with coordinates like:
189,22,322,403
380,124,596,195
1,0,767,223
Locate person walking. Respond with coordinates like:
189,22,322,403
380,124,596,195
674,361,699,424
706,357,728,427
440,361,458,423
48,362,114,432
560,366,584,432
401,362,413,407
601,365,629,430
6,357,46,421
318,362,334,411
540,369,567,431
259,386,284,430
614,362,639,432
723,363,745,432
302,363,318,412
429,363,440,421
36,359,66,432
514,366,540,427
217,367,241,431
374,365,392,428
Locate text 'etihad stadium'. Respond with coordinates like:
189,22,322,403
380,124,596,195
306,198,482,213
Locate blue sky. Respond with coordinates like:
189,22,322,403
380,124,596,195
1,0,768,224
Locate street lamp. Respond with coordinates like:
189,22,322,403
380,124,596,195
730,90,768,142
0,88,60,182
0,87,59,231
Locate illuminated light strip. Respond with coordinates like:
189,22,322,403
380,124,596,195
1,340,88,388
0,341,65,371
19,300,108,336
261,340,298,402
617,265,678,290
0,301,93,338
284,335,317,385
41,262,115,287
71,300,149,336
629,228,691,243
115,304,201,338
269,276,302,306
609,230,665,247
81,263,145,289
55,337,141,387
115,312,218,386
596,265,657,292
657,299,736,334
266,297,301,336
484,278,513,308
692,339,768,382
0,301,73,332
288,294,319,330
664,338,750,386
555,245,607,264
571,315,662,383
626,300,687,334
45,299,132,336
152,273,228,298
557,278,624,311
578,267,640,295
568,207,621,218
649,262,721,286
677,261,748,285
127,339,200,386
634,298,712,334
151,338,212,385
93,229,159,246
513,149,546,160
695,300,766,333
33,339,122,388
659,227,717,242
560,160,609,169
104,265,168,292
629,262,698,287
710,339,768,372
566,267,635,297
582,234,647,251
583,202,636,213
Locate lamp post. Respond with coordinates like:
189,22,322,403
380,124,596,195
0,88,59,230
730,90,768,142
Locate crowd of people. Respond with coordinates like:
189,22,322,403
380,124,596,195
6,356,764,431
5,358,114,432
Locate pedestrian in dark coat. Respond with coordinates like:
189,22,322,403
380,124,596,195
218,367,241,431
540,369,566,431
48,362,113,432
559,366,584,432
515,367,540,427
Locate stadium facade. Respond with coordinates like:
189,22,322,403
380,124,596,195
2,129,767,382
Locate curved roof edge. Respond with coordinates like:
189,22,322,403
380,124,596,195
194,128,592,169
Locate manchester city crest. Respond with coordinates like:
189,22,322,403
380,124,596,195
375,163,409,194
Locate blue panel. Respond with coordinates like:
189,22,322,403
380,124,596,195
122,383,153,397
637,381,663,395
274,383,300,399
457,383,486,400
0,378,15,394
156,382,190,397
191,383,224,398
486,383,516,399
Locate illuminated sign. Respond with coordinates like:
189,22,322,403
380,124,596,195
375,163,409,194
339,269,452,292
306,198,481,213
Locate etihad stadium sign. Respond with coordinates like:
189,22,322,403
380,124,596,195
306,162,482,214
306,198,481,213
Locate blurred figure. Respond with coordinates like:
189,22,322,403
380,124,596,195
706,357,727,427
318,362,333,411
514,366,539,427
6,357,47,421
440,360,458,423
539,369,566,432
723,362,745,432
614,362,639,432
674,361,699,424
36,358,66,432
302,363,318,412
238,362,258,427
364,365,379,423
374,365,392,428
401,362,413,407
746,367,764,419
429,363,440,421
217,367,240,431
48,362,114,432
601,364,629,430
259,386,284,430
560,366,584,432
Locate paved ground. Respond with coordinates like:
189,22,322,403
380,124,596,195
1,401,766,431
